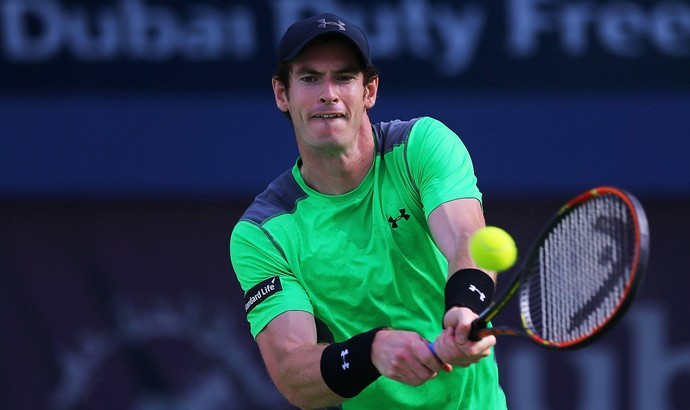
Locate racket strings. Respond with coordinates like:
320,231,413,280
521,194,637,344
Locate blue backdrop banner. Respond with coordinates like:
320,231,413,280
1,0,689,92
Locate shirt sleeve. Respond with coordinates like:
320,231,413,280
230,219,314,338
406,116,482,218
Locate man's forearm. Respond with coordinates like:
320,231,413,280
269,344,345,409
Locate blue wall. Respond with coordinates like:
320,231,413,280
3,91,689,199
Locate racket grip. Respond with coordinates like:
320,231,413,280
427,341,454,373
428,341,438,356
468,319,487,342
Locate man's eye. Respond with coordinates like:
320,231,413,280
300,76,317,83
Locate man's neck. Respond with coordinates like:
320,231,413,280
298,120,375,196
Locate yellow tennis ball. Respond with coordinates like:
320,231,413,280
469,226,517,272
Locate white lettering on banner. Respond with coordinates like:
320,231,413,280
51,297,285,409
629,304,690,410
504,303,690,410
0,0,257,62
272,0,486,75
49,298,690,409
0,0,687,75
507,0,690,58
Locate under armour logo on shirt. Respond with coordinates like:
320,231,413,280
388,209,410,228
318,18,346,31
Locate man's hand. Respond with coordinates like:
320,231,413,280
432,306,495,367
370,329,452,386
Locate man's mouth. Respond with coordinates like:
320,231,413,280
313,113,344,119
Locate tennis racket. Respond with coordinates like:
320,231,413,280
432,186,649,350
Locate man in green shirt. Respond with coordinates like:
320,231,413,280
230,13,507,409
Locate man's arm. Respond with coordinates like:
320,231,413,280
427,198,497,366
256,310,340,409
428,198,490,275
256,310,448,409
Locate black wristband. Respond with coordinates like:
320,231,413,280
320,328,384,398
445,268,495,314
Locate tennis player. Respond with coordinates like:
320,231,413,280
230,13,507,409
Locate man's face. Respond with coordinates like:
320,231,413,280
272,38,378,155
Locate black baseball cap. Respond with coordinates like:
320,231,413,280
277,13,372,66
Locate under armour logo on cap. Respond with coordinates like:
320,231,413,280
277,12,372,65
317,18,346,31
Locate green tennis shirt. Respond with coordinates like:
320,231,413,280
230,117,506,409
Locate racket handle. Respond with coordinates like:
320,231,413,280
428,341,438,356
468,319,487,342
430,319,488,354
427,341,454,373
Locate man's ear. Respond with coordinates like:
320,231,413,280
364,75,379,110
272,78,289,112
